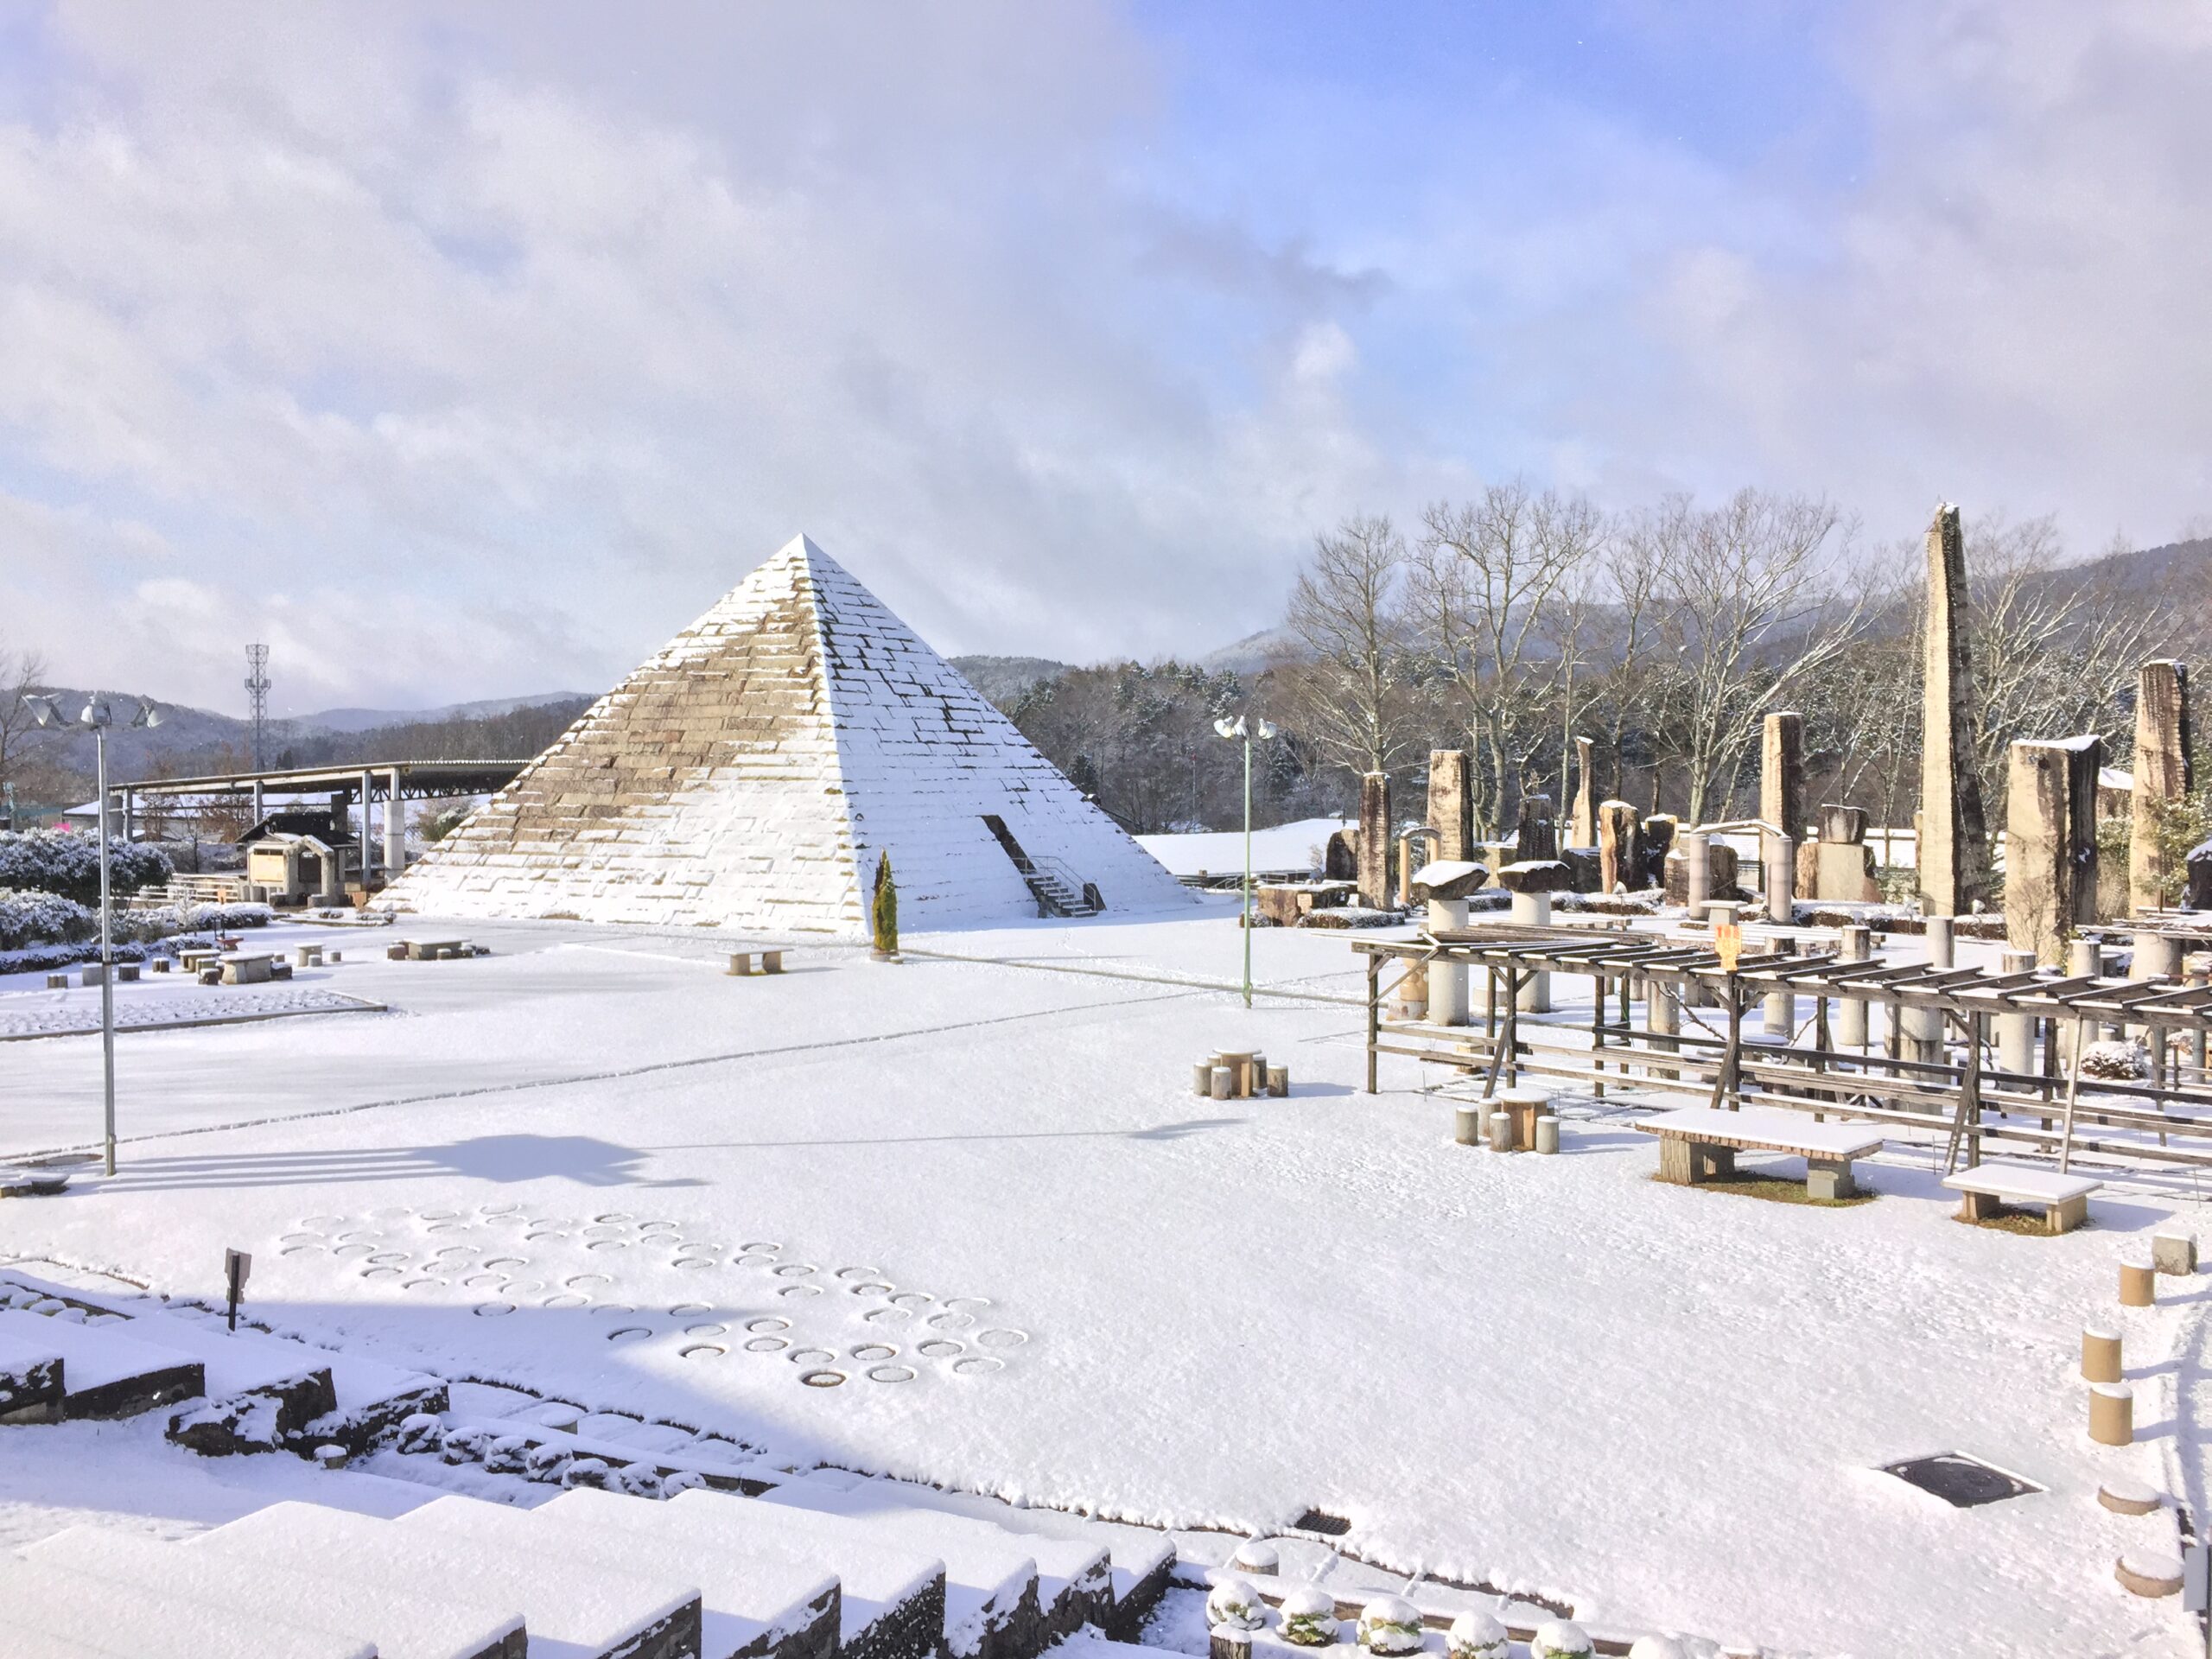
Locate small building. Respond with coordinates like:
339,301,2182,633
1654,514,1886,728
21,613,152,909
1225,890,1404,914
239,802,360,903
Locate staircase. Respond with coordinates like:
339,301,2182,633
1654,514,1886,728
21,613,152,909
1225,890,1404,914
980,818,1103,918
0,1268,1177,1659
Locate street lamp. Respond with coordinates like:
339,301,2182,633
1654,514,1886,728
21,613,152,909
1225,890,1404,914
1212,713,1278,1008
26,692,162,1175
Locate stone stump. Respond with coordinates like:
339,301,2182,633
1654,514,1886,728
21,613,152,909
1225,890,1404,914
1919,503,1992,915
2132,659,2193,915
1427,749,1473,861
1357,772,1392,910
2006,736,2102,964
1597,800,1640,893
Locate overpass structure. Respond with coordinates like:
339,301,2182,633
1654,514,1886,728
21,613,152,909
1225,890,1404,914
111,760,530,878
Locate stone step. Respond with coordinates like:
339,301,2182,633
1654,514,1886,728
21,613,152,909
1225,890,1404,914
614,1487,947,1659
0,1308,203,1421
683,1489,1042,1659
199,1500,698,1659
543,1489,842,1659
0,1325,67,1423
0,1554,376,1659
29,1524,524,1659
759,1479,1110,1639
397,1492,814,1659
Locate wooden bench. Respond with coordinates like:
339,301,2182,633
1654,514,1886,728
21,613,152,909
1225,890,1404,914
1942,1163,2102,1235
726,950,785,976
1637,1106,1885,1200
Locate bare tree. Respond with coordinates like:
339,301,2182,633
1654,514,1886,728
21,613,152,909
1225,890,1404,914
1649,489,1865,824
1278,514,1419,785
0,637,52,810
1410,483,1603,836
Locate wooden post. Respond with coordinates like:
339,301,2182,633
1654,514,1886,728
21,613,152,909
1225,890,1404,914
1364,954,1381,1094
2082,1326,2122,1383
2089,1382,2133,1446
2058,1012,2089,1173
1591,968,1606,1099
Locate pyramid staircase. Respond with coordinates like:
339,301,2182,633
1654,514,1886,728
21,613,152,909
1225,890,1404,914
0,1269,1177,1659
980,818,1102,918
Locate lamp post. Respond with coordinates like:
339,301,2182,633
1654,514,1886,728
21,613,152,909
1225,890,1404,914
25,692,163,1175
1212,713,1277,1008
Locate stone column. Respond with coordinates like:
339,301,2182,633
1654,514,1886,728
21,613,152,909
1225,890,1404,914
1764,834,1796,922
359,767,375,885
1761,709,1803,855
1918,504,1992,915
2130,660,2192,916
1680,830,1711,912
1508,888,1552,1011
2005,737,2101,965
1427,897,1470,1025
1597,800,1640,893
1835,924,1871,1049
1815,804,1877,902
1904,916,1953,1065
1427,750,1472,861
1357,772,1391,909
1570,735,1596,849
251,777,264,830
385,768,406,874
1504,794,1563,1011
1643,969,1680,1079
1763,937,1796,1040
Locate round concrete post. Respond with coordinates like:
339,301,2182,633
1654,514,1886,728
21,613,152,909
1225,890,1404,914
2069,938,2104,979
1764,833,1795,922
1533,1114,1560,1155
1485,1110,1513,1153
2120,1261,2157,1307
1193,1061,1212,1096
1455,1103,1480,1146
1508,889,1552,1011
1834,924,1870,1049
2082,1326,2122,1383
1643,971,1680,1081
1428,896,1470,1025
1210,1065,1233,1102
1681,830,1710,912
2089,1382,2134,1446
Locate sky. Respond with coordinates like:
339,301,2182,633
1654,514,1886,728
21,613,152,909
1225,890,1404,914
0,1,2207,718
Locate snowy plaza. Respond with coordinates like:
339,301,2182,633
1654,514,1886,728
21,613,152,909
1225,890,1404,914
3,901,2204,1656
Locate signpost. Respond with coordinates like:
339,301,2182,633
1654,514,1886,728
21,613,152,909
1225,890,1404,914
225,1249,251,1332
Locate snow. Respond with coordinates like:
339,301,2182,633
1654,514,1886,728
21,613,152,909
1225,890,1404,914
1136,820,1353,880
1633,1105,1886,1158
0,906,2205,1655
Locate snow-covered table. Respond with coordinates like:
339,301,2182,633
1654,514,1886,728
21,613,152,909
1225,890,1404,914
1942,1162,2102,1234
1636,1106,1885,1199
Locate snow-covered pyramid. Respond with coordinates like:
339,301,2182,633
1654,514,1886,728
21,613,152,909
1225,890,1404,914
381,535,1192,935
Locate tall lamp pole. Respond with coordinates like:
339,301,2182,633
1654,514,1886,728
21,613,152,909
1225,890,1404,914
25,693,163,1175
1212,714,1278,1009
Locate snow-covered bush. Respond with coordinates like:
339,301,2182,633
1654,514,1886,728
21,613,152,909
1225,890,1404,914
483,1433,531,1475
0,830,170,905
613,1464,664,1499
1446,1612,1508,1659
1531,1621,1593,1659
1357,1595,1424,1655
392,1413,443,1455
662,1469,707,1496
0,887,96,950
118,901,273,940
560,1455,613,1490
439,1425,494,1465
1278,1587,1338,1647
1206,1577,1267,1632
1230,1539,1280,1574
2078,1039,2152,1082
524,1443,573,1484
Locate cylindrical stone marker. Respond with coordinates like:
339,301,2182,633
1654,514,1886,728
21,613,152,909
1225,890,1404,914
2090,1382,2134,1446
1681,830,1710,912
2069,938,2104,979
1534,1114,1560,1155
1834,925,1871,1050
2120,1261,2157,1307
1193,1062,1212,1096
2082,1326,2122,1383
1210,1066,1233,1102
1508,889,1553,1011
1455,1104,1480,1147
1267,1065,1288,1096
1487,1110,1514,1153
1996,949,2037,1077
1210,1626,1255,1659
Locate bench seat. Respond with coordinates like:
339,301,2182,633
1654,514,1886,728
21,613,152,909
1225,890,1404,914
1942,1162,2102,1233
1637,1106,1884,1198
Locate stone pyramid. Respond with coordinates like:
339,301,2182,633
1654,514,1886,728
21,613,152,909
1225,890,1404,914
381,535,1192,935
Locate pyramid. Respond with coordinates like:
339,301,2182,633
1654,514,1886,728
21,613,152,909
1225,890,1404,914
380,535,1193,935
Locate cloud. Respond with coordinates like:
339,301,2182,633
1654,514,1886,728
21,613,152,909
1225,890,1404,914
0,1,2202,720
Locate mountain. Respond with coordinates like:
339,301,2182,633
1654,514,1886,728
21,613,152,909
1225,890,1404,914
947,654,1071,704
1198,626,1300,676
280,693,595,736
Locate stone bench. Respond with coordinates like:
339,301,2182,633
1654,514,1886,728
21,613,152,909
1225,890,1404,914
1942,1163,2102,1235
1637,1105,1885,1199
728,950,785,976
219,954,275,986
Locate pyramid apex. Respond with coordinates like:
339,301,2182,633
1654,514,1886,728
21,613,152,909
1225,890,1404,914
775,531,836,566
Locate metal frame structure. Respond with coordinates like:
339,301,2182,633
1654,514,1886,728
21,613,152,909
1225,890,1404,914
1355,922,2212,1176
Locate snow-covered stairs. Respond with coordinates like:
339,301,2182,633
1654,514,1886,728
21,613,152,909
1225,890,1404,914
0,1268,444,1448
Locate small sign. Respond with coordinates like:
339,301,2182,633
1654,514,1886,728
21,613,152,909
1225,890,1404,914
225,1248,251,1332
1714,923,1743,972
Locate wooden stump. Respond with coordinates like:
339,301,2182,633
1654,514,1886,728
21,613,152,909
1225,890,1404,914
2120,1262,2157,1307
2089,1382,2134,1446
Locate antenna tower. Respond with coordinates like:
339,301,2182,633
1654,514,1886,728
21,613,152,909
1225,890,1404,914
245,644,271,770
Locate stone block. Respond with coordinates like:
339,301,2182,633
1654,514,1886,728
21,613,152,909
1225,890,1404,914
2152,1232,2197,1275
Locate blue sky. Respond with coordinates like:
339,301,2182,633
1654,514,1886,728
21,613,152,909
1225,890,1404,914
0,1,2205,715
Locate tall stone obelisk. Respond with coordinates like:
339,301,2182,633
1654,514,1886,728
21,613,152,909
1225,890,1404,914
1918,505,1990,915
2130,659,2192,915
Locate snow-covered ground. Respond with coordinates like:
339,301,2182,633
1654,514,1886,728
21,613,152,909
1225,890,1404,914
0,905,2204,1654
1136,818,1354,879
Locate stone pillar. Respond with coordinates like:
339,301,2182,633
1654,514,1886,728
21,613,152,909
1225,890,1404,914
1570,735,1596,849
1904,915,1952,1065
1680,830,1710,912
1639,813,1675,891
1763,937,1796,1040
1761,710,1803,867
1427,750,1472,861
2131,660,2192,916
251,777,264,830
1357,772,1392,909
1428,897,1470,1025
358,767,375,884
1764,835,1796,922
1918,504,1992,915
1815,804,1877,902
1996,948,2037,1077
1597,800,1640,893
1835,924,1871,1049
1508,889,1552,1011
2005,737,2101,965
385,769,406,874
1643,970,1680,1079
